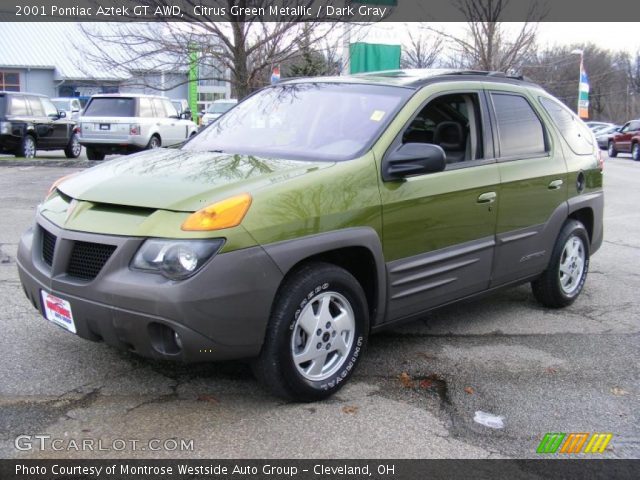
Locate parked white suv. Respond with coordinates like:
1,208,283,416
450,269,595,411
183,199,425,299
200,99,237,128
78,94,198,160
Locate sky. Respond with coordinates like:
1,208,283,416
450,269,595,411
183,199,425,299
359,23,640,55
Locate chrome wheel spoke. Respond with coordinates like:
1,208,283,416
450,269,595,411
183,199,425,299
332,332,349,356
297,307,319,337
306,353,328,376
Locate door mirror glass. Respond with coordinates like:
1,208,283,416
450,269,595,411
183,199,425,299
57,110,66,118
383,143,446,181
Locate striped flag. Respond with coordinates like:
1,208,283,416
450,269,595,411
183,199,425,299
578,60,589,119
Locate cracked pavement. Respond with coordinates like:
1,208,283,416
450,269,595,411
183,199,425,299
0,153,638,459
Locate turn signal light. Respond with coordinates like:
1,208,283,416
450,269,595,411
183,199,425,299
47,173,78,198
181,193,252,231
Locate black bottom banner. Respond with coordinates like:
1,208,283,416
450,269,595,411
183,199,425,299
0,459,638,480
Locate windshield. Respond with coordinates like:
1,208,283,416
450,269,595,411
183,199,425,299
207,102,235,114
186,83,409,161
83,97,136,117
52,100,69,110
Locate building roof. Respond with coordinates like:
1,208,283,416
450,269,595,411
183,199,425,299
0,23,127,81
0,23,187,82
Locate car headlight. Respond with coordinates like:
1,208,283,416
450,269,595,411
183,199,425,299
131,239,225,280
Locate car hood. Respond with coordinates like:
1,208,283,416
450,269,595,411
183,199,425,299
57,148,334,212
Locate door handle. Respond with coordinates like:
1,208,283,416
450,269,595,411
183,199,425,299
477,192,497,204
548,179,563,190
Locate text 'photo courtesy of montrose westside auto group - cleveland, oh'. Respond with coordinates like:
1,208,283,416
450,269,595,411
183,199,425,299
0,0,639,479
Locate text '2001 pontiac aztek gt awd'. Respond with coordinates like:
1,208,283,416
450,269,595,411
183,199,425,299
17,70,604,401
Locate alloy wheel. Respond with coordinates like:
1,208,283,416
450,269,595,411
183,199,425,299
290,291,355,382
559,235,586,295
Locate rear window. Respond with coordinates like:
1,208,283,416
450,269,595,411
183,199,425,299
491,93,546,158
83,97,136,117
539,96,594,155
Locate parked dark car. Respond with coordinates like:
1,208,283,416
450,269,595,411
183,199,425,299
0,91,81,159
608,119,640,161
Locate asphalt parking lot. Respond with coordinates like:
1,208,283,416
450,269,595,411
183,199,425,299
0,152,638,459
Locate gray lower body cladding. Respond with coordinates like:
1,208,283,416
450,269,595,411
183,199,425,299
16,215,283,362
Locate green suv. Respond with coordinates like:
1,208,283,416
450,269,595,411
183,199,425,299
17,70,604,401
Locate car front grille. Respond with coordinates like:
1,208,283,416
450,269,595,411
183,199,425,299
41,228,56,266
66,241,117,280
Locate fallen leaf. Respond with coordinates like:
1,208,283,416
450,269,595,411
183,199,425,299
417,352,437,360
399,372,414,388
545,367,558,374
342,405,359,415
197,394,219,403
611,387,629,396
419,379,433,389
464,386,474,395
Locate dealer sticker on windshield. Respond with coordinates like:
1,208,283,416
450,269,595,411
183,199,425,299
41,291,76,334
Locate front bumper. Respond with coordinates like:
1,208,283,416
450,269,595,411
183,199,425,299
17,215,283,363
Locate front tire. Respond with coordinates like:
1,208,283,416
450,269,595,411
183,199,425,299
86,147,106,161
532,220,590,308
632,143,640,161
252,262,369,401
608,141,618,158
16,134,36,158
64,133,82,159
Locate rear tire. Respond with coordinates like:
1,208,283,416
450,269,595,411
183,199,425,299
146,135,161,150
252,262,369,402
632,143,640,161
16,134,36,158
64,133,82,159
532,220,590,308
86,147,106,161
608,141,618,158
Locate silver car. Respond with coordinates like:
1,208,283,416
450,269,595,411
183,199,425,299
78,94,197,160
51,97,83,121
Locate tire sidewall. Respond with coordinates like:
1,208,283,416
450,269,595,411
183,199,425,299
608,141,616,157
553,222,590,301
633,143,640,161
275,268,368,399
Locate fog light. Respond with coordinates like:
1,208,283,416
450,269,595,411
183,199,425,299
174,331,183,349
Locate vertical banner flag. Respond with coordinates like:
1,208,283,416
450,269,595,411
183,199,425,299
578,60,589,119
188,43,198,124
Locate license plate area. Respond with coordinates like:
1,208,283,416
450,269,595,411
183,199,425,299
41,291,77,334
99,123,110,131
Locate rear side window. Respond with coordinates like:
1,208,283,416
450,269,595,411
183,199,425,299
9,95,28,115
83,98,136,117
491,93,546,158
26,96,45,116
138,97,154,117
630,121,640,131
539,96,593,155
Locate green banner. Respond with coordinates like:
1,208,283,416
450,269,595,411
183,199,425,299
188,44,198,121
349,42,401,74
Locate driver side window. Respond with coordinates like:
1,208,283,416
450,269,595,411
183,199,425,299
401,93,484,165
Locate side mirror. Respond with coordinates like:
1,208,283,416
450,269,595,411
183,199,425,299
57,111,66,118
382,143,446,181
200,110,205,115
